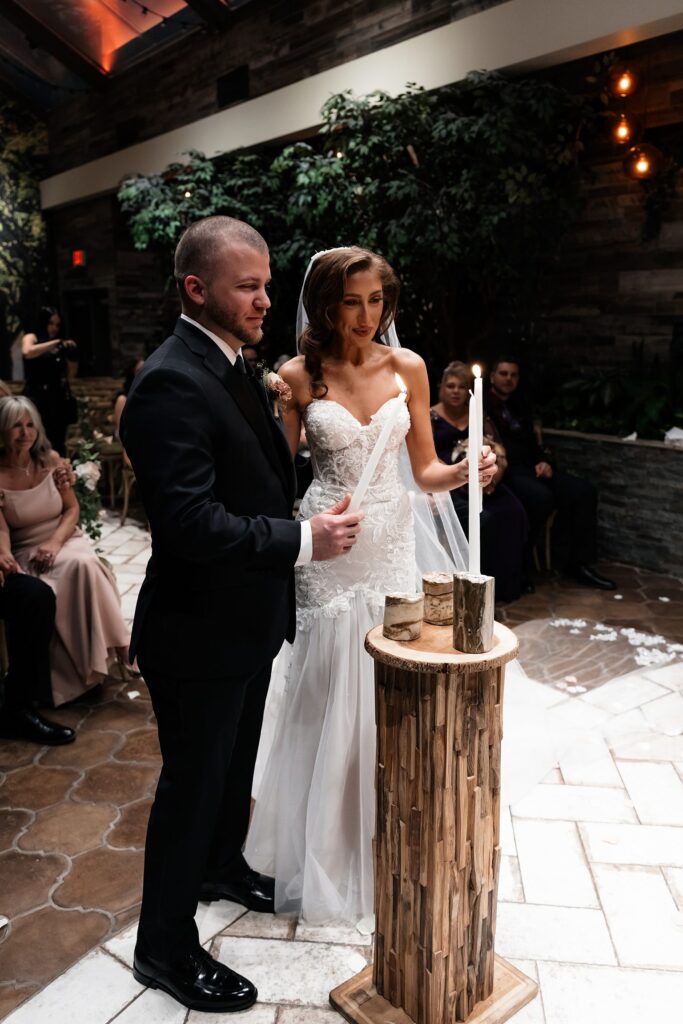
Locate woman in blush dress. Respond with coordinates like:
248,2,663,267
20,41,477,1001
245,248,495,923
0,396,130,706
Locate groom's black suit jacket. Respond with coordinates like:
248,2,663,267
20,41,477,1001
120,317,300,679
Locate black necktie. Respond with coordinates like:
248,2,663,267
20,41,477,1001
234,355,247,376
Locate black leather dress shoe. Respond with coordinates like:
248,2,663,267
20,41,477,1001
133,946,257,1013
573,565,616,591
200,867,275,913
0,709,75,746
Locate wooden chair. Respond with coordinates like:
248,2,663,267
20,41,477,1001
120,464,136,526
0,621,7,680
533,509,558,573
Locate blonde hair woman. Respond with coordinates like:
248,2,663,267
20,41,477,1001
0,396,129,705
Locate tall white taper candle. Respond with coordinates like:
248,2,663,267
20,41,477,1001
473,363,484,512
468,388,481,575
349,374,407,512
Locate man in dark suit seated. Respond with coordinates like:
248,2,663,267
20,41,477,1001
485,356,615,590
0,568,75,745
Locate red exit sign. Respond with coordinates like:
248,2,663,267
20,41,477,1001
72,249,86,267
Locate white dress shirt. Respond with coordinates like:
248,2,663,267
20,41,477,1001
180,314,312,565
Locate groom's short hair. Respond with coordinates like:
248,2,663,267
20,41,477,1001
174,216,268,298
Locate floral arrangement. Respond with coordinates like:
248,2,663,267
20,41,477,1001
71,436,103,542
256,362,292,406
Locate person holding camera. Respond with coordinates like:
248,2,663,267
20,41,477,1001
22,307,78,455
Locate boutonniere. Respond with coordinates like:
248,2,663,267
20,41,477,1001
256,362,292,404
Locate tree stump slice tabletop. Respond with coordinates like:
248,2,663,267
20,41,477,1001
330,621,537,1024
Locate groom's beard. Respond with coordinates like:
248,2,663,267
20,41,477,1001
205,296,264,346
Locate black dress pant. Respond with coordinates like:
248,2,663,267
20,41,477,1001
504,465,598,572
136,658,271,962
0,574,55,711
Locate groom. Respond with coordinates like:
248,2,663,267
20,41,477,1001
121,216,363,1013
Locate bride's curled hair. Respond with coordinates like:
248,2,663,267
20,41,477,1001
299,247,400,398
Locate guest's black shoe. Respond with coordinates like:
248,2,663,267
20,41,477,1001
573,565,616,591
200,867,275,914
133,946,257,1013
0,709,75,746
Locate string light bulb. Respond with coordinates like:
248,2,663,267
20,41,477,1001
609,66,639,98
183,190,192,198
612,112,639,145
623,143,663,180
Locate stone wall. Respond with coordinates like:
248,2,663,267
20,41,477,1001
47,0,507,175
537,31,683,381
544,428,683,577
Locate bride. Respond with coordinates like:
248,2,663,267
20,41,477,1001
245,247,496,923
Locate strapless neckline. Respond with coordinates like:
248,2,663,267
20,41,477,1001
304,394,402,429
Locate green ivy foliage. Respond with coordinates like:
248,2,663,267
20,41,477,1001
542,360,683,440
0,98,48,336
118,72,593,367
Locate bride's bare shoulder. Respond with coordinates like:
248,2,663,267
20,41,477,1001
390,346,426,379
390,347,424,367
279,355,307,385
279,355,311,409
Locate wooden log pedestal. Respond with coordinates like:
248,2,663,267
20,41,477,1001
330,621,537,1024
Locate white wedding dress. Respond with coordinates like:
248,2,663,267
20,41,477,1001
245,391,571,924
245,394,415,922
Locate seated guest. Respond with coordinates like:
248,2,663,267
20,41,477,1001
0,396,130,706
431,361,529,602
0,568,75,745
485,356,614,589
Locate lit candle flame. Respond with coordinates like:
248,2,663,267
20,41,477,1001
618,73,632,94
395,373,407,394
636,156,649,174
472,364,481,379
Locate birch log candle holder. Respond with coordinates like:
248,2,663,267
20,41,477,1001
422,572,453,625
383,593,424,641
452,571,495,654
330,620,537,1024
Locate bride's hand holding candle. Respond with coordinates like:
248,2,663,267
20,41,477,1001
398,350,496,494
444,444,496,490
476,445,497,487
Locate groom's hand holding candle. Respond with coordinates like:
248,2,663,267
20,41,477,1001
310,493,364,560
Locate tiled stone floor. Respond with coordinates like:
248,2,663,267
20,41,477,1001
1,511,682,1023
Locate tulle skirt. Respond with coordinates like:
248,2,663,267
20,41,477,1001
246,589,383,923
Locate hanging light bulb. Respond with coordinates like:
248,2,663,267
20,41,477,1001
611,112,639,145
609,66,639,98
623,143,663,180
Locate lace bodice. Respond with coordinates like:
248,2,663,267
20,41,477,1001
296,396,416,627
